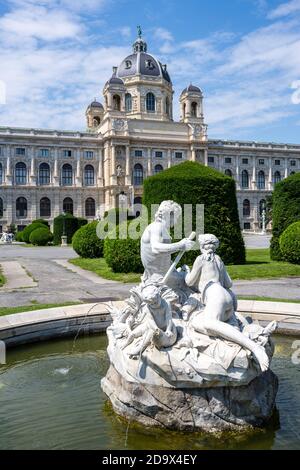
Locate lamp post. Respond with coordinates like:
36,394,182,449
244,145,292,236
61,211,68,246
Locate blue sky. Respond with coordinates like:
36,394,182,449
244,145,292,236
0,0,300,143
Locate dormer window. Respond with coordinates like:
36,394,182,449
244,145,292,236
145,59,155,70
125,60,132,69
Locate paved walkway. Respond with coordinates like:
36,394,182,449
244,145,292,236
0,243,299,308
0,261,37,290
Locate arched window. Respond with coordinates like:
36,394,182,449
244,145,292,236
0,163,2,184
165,97,170,116
274,171,281,184
93,116,100,127
40,197,51,217
0,198,3,218
241,170,249,188
125,93,132,112
225,169,232,177
191,102,197,117
133,164,143,185
258,170,265,189
84,165,94,186
39,163,50,185
155,164,163,174
146,92,155,112
63,197,73,215
16,197,27,218
85,197,95,217
183,103,186,119
15,162,27,185
113,94,121,111
61,164,73,186
259,199,266,216
243,199,250,217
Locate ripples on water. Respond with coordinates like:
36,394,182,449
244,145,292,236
0,334,299,450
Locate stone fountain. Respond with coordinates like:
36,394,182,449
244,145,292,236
101,200,278,433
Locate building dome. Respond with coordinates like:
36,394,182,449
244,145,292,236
105,73,124,87
117,34,171,83
89,100,104,108
181,84,202,95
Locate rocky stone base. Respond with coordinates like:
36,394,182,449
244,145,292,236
101,365,278,433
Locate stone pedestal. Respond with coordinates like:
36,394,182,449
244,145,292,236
102,365,278,433
61,235,68,246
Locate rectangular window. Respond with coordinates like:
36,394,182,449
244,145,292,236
155,151,163,158
63,149,72,158
225,157,232,164
175,152,183,159
275,159,281,166
242,158,248,164
134,150,143,157
244,222,251,230
291,160,296,167
40,148,49,157
259,159,264,165
208,156,214,163
16,147,25,156
85,151,94,159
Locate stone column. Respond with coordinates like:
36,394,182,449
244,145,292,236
268,157,273,190
204,149,208,166
5,145,12,185
97,149,103,187
125,145,131,185
75,149,82,187
147,148,152,176
235,155,240,189
191,147,196,162
110,144,117,185
252,159,256,189
53,148,59,186
167,149,172,168
284,158,288,179
30,147,36,186
104,143,110,187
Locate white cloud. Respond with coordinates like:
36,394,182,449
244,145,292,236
268,0,300,19
153,27,174,42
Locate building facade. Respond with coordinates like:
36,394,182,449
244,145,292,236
0,33,299,233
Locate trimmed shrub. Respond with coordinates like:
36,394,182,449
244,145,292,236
15,231,24,242
104,220,143,273
22,223,45,243
72,221,104,258
270,173,300,260
53,214,80,245
29,227,53,246
143,161,245,265
279,221,300,264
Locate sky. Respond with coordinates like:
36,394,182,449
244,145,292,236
0,0,300,143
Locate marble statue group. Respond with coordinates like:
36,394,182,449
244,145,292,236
101,200,278,432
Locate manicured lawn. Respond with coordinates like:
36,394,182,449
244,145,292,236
69,258,141,283
70,248,300,284
0,302,81,317
227,249,300,280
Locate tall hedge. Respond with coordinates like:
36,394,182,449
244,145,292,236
53,214,87,245
270,172,300,260
143,161,245,265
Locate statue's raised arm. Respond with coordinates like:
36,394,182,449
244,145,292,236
140,200,194,281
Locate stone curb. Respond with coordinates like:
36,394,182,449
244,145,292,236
0,299,299,347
